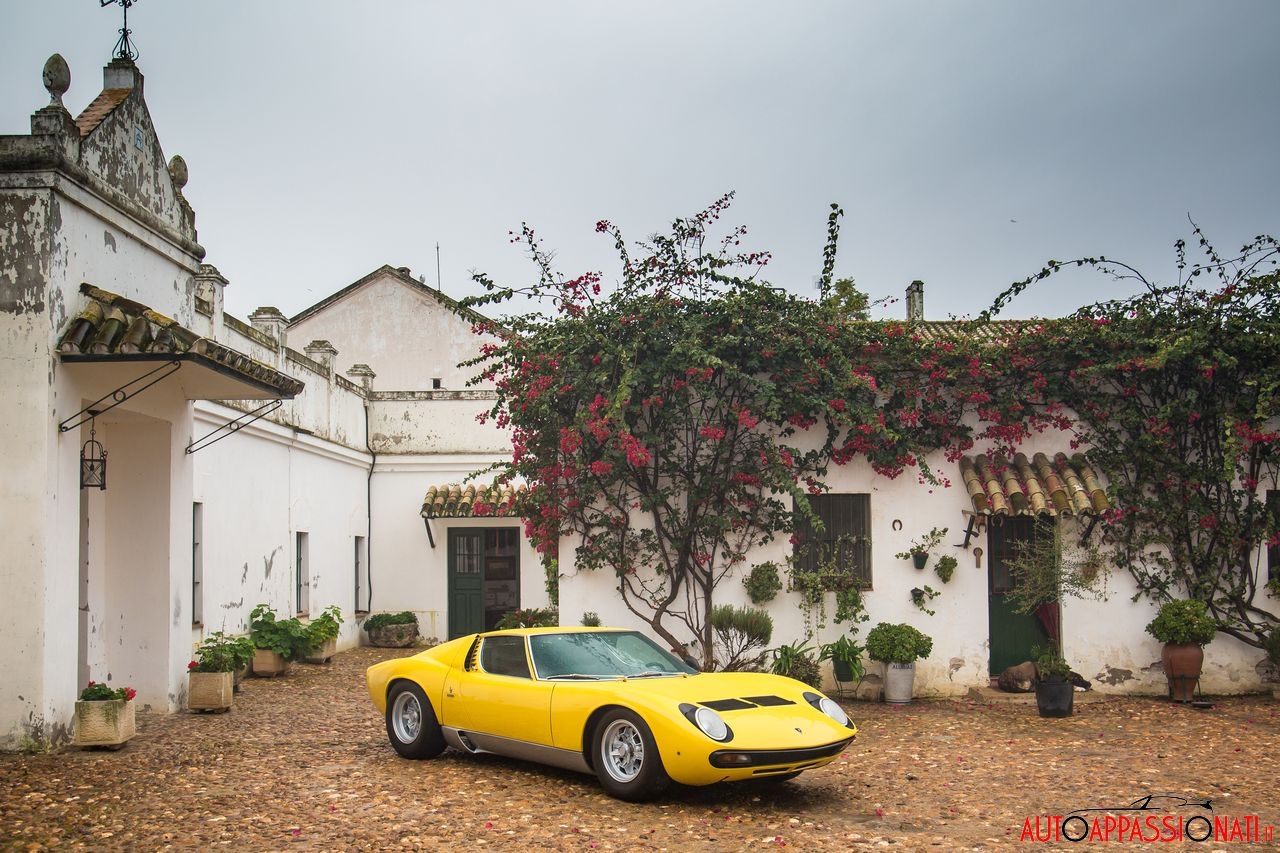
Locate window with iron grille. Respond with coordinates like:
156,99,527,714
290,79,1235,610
792,494,872,586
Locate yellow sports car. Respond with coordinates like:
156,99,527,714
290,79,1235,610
366,626,857,801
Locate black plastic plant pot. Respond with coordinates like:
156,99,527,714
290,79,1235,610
1035,678,1074,718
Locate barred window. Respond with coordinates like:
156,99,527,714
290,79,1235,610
792,494,872,586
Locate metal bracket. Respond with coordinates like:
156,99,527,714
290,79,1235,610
1079,514,1100,547
185,399,282,454
58,360,181,432
959,510,986,549
423,517,436,549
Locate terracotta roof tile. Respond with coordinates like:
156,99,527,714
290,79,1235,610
74,88,131,137
421,482,527,518
57,283,305,398
959,452,1107,517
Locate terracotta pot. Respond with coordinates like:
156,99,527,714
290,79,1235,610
1161,642,1204,702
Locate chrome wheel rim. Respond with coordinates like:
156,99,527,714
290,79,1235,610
391,691,422,743
601,719,644,782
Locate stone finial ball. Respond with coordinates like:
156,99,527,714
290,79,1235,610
43,54,71,104
168,155,189,190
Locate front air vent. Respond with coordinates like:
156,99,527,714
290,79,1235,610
741,695,795,707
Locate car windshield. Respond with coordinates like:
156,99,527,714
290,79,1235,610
529,631,697,680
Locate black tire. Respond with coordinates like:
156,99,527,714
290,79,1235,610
591,708,669,802
385,681,446,759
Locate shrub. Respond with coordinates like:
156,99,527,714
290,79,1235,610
303,605,343,653
1144,599,1217,646
363,611,418,631
580,611,602,627
865,622,933,664
769,640,822,688
710,604,773,671
190,631,255,672
495,607,558,628
743,562,783,604
249,604,311,660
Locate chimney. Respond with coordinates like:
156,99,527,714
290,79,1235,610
249,307,288,352
906,280,924,321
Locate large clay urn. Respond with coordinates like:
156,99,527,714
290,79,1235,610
1161,642,1204,702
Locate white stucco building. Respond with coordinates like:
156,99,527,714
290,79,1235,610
0,54,546,750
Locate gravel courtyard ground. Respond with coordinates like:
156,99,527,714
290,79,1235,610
2,645,1277,851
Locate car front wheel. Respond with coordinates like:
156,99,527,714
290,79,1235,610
386,681,445,759
592,708,669,801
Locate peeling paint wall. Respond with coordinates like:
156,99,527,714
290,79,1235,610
367,393,508,454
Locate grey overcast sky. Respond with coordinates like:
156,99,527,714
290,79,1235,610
3,1,1277,322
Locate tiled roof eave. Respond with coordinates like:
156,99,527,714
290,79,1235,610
959,451,1108,518
421,482,527,519
59,350,305,399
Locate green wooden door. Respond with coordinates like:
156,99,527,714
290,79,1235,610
987,517,1054,674
448,531,484,638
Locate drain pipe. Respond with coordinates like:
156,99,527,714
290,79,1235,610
348,365,377,613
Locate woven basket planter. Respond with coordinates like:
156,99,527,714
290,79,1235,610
188,671,234,712
73,699,136,748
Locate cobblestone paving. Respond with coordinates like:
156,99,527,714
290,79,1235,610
2,646,1277,851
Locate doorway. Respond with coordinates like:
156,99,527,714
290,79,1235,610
987,516,1057,674
447,527,520,638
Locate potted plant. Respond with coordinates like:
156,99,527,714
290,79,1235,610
769,639,822,688
895,526,947,569
187,632,253,711
820,634,865,686
73,680,137,748
303,605,344,664
1145,599,1216,702
248,604,310,676
865,622,933,704
363,611,419,648
1032,644,1074,718
934,554,957,584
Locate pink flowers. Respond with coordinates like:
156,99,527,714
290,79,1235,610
699,425,727,441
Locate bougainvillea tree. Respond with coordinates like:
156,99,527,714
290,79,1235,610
462,195,972,665
983,228,1280,648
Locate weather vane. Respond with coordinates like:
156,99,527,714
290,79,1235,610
100,0,140,61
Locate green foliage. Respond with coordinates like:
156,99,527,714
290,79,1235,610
580,611,602,627
933,554,957,584
788,541,869,633
865,622,933,664
1004,526,1110,615
495,607,558,629
743,561,783,604
1032,644,1073,681
983,228,1280,648
824,276,870,322
363,611,417,631
820,634,865,684
895,527,948,560
190,631,255,673
769,639,822,688
304,605,343,653
910,585,940,615
1145,599,1217,646
1265,626,1280,665
248,604,311,660
709,604,773,671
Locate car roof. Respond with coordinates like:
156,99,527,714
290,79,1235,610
481,626,636,638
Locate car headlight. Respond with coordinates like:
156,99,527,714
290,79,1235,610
803,691,853,728
678,703,734,742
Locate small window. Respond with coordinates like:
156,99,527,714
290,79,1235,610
432,377,443,390
353,535,367,614
192,503,204,626
295,531,310,615
480,636,531,678
792,494,872,586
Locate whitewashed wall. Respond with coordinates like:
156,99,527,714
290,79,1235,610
558,426,1280,697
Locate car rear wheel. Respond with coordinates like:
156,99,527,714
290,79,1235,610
592,708,669,801
386,681,445,759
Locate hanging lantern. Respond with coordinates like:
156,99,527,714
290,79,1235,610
81,420,107,490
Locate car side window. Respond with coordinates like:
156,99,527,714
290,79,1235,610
479,635,532,679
